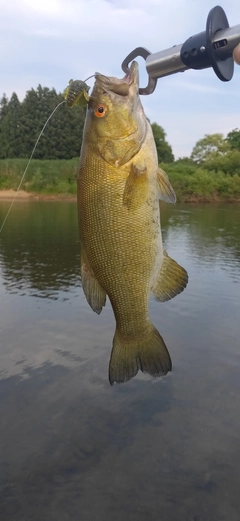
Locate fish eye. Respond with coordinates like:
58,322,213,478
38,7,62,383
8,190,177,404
94,104,107,118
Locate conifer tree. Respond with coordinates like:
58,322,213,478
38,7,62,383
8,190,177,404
0,86,86,159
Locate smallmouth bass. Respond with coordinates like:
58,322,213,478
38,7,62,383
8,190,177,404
77,61,188,385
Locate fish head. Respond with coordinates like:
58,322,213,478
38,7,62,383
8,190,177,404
84,61,147,167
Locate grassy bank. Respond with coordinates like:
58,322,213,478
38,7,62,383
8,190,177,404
0,158,240,202
162,161,240,202
0,158,78,195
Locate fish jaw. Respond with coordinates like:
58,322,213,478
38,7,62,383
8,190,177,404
82,62,147,167
94,60,139,98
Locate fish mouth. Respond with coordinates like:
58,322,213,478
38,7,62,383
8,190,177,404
94,61,139,96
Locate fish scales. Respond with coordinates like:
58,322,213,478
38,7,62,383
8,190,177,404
78,140,160,332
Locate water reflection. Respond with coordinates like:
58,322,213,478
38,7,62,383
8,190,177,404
162,203,240,272
0,203,239,298
0,202,81,298
0,201,240,520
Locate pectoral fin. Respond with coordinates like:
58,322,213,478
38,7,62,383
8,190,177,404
157,167,176,204
81,250,106,314
123,164,148,210
152,251,188,302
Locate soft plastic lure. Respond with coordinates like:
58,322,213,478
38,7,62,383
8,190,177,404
63,79,90,108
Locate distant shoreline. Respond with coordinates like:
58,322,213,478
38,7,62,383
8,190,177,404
0,189,239,203
1,158,240,202
0,190,77,202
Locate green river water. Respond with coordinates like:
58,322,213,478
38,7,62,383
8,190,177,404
0,201,239,521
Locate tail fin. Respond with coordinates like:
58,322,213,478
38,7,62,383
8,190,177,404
108,322,172,385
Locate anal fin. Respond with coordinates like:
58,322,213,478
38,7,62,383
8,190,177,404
81,250,106,314
152,251,188,302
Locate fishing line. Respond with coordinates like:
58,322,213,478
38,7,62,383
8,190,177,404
84,74,96,82
0,100,66,234
84,73,110,82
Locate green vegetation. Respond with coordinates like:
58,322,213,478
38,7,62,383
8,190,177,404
0,158,78,195
163,131,240,201
160,158,240,201
0,86,240,201
151,123,174,163
0,87,85,159
1,156,240,201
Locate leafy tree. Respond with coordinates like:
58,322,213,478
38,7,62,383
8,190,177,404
226,128,240,150
164,157,197,176
20,85,85,159
151,122,174,163
204,150,240,176
190,133,230,163
0,86,86,160
1,91,177,162
0,94,10,158
4,93,22,157
0,94,9,120
1,88,35,157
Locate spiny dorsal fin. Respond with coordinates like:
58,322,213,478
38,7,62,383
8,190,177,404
123,163,148,210
151,251,188,302
157,167,176,204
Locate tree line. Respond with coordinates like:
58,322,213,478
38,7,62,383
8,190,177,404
0,86,174,163
0,86,86,160
1,85,240,186
189,131,240,176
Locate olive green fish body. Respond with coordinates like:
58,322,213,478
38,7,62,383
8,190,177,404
78,126,161,336
77,62,188,384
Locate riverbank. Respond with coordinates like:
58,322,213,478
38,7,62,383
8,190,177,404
1,158,240,202
0,189,240,203
0,190,77,201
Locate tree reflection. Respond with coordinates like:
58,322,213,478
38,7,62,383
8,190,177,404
161,203,240,268
0,201,81,296
0,201,239,297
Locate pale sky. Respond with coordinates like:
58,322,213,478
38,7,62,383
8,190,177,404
0,0,240,158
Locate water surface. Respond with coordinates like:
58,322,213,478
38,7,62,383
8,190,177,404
0,201,239,521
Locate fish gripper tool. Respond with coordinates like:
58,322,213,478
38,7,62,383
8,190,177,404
121,5,240,95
